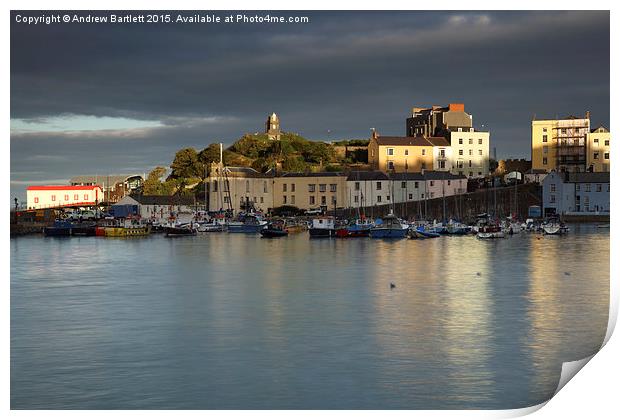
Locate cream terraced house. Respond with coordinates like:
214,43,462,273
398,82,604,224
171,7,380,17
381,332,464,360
368,131,451,173
587,126,611,172
449,128,490,178
272,172,347,210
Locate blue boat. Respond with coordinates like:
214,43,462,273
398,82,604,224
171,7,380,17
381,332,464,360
43,219,74,237
227,213,268,233
370,213,409,238
413,226,441,239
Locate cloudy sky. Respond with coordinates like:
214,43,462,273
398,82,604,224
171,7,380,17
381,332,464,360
10,10,610,200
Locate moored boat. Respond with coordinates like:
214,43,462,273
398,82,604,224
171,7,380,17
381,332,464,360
370,213,409,239
260,221,289,238
164,223,197,237
43,219,74,237
308,217,337,238
71,222,97,236
476,224,505,239
227,213,268,233
542,217,569,235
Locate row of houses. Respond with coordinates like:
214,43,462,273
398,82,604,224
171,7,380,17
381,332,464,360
206,166,467,214
542,171,610,217
369,103,491,178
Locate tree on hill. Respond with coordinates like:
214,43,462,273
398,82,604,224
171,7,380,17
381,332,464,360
143,166,176,195
198,143,222,169
168,148,204,190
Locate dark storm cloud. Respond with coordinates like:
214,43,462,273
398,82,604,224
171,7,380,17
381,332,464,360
10,10,610,199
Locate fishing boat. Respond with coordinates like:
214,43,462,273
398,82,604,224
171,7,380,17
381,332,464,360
370,213,409,238
43,219,74,237
260,220,288,238
164,223,197,237
308,216,337,238
198,219,227,232
227,213,268,233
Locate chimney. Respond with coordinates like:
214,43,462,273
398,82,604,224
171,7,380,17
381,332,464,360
585,110,591,120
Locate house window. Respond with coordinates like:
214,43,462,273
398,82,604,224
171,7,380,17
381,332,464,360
543,146,549,154
430,181,435,186
308,184,316,192
593,138,599,144
355,182,360,191
414,182,419,188
596,184,602,192
283,195,287,204
457,161,464,169
604,152,609,159
469,160,472,167
593,152,599,160
469,139,473,144
34,197,39,203
84,194,88,200
223,196,229,203
542,135,548,143
561,128,567,134
354,195,359,203
430,192,435,198
377,196,382,203
543,157,548,165
605,140,610,146
387,148,394,156
283,183,287,192
321,196,327,205
401,181,406,188
550,194,556,203
550,183,556,192
330,184,337,192
585,184,591,192
319,184,326,192
478,139,483,144
576,184,580,192
74,194,79,200
543,128,547,132
459,149,463,156
386,195,391,201
447,180,451,186
291,183,295,192
422,149,426,155
478,150,483,155
459,139,463,144
64,194,69,201
309,196,315,205
376,182,382,190
387,161,394,170
405,149,409,156
408,193,413,200
439,161,446,169
51,195,56,201
469,150,473,155
260,197,264,203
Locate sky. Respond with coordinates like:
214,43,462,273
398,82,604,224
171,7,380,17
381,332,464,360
10,10,610,201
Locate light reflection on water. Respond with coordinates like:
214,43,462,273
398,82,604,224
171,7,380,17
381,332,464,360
11,226,608,409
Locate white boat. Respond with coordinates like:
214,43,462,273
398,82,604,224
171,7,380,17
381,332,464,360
541,217,569,235
370,213,409,238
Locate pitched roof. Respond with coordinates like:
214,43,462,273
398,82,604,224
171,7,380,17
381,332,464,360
390,171,466,181
565,172,610,183
346,171,389,181
374,135,450,147
280,171,344,178
128,194,195,205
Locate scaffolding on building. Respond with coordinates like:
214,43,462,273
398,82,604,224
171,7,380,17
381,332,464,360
553,117,589,172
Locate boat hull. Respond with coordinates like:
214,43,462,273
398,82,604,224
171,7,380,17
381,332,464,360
227,224,266,233
43,227,72,237
370,228,409,238
477,231,505,239
261,229,288,238
105,227,150,237
309,228,337,237
413,229,441,238
71,226,96,236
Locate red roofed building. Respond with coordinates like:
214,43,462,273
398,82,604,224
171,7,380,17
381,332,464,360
26,185,103,210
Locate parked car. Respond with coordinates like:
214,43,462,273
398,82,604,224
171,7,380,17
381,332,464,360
305,208,324,216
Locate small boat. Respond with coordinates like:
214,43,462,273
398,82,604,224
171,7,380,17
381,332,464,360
164,223,197,237
412,226,441,239
227,213,268,233
308,217,337,238
198,220,227,232
476,224,505,239
261,221,288,238
446,220,471,235
542,217,569,235
370,213,409,238
43,219,74,237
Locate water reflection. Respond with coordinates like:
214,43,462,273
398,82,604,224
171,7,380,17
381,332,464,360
11,227,608,409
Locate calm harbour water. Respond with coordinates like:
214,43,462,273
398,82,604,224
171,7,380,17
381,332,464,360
11,226,609,409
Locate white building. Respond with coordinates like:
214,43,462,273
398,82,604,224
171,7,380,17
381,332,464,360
449,128,490,178
542,171,610,217
206,165,274,214
26,185,104,210
345,171,467,208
